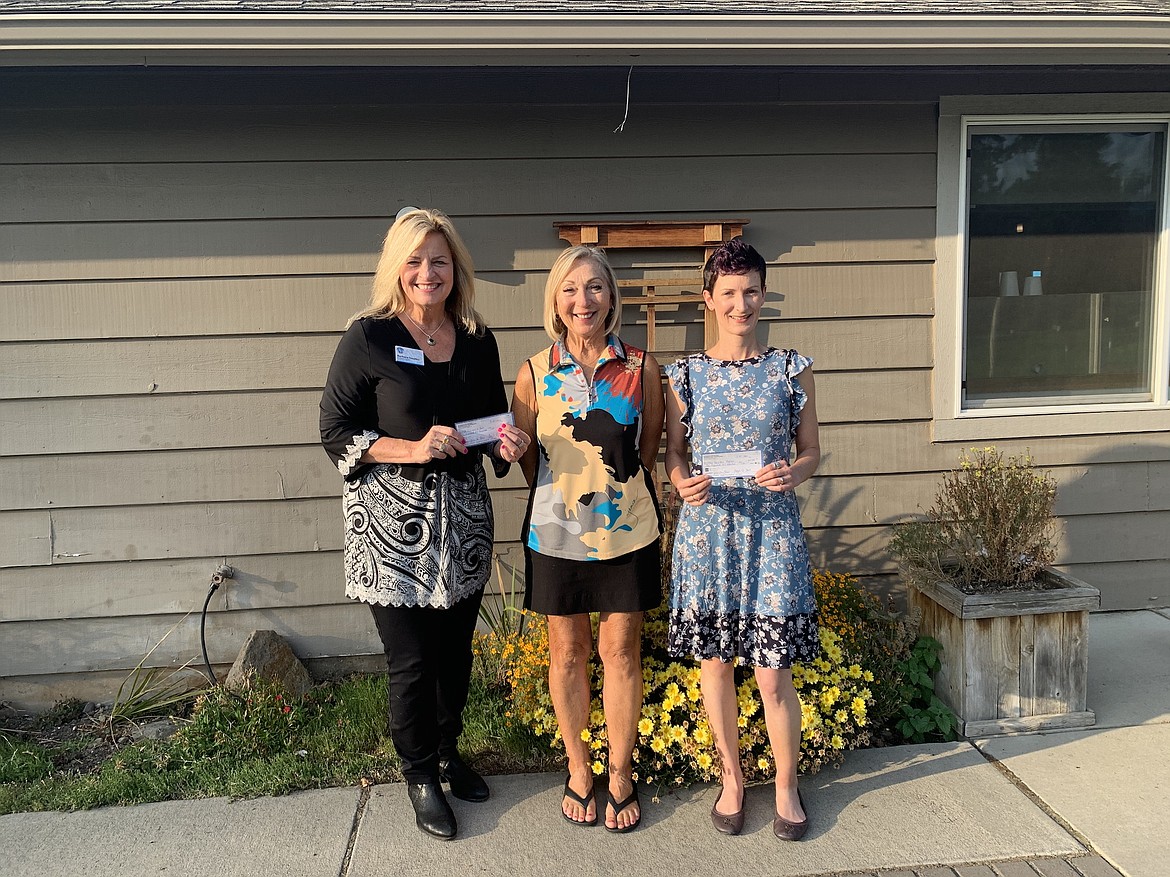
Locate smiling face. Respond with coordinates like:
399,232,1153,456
704,270,765,339
555,257,613,346
399,231,454,316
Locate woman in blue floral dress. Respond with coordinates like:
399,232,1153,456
664,239,821,841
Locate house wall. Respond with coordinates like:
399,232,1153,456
1,67,1166,707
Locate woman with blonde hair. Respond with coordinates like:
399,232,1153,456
512,245,664,833
320,208,530,841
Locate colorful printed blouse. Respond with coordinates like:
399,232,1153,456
524,335,662,562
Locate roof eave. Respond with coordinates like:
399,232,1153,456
2,13,1170,67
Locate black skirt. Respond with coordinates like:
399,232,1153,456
524,540,662,616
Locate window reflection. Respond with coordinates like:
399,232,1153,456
964,127,1164,406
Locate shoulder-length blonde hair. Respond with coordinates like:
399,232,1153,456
347,208,485,335
542,245,623,342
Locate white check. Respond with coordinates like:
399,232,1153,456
455,412,515,447
701,449,763,479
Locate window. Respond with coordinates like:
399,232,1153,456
964,124,1164,407
934,97,1170,440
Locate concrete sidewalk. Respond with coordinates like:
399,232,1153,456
4,610,1168,877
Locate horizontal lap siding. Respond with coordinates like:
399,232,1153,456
0,92,1158,705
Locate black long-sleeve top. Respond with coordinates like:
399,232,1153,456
320,316,510,482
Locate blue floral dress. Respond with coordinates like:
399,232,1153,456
664,348,819,669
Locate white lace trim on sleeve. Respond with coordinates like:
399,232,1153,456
338,430,380,477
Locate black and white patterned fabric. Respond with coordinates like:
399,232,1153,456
343,462,494,609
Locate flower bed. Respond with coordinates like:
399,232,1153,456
474,568,880,788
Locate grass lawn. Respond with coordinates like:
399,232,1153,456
0,673,557,815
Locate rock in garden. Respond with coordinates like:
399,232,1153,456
224,629,313,698
130,719,180,741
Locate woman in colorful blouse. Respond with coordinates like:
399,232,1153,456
512,245,665,833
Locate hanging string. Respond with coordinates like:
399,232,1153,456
613,65,633,133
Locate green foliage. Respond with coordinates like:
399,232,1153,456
0,735,53,784
174,675,317,762
890,447,1057,593
0,669,556,814
103,666,202,740
891,637,959,744
475,554,529,684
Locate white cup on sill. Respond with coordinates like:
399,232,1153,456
998,271,1020,297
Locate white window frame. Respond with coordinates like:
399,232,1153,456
934,94,1170,442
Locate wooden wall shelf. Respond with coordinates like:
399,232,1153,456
554,219,748,250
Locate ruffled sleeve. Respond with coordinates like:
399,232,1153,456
663,357,695,441
785,349,814,441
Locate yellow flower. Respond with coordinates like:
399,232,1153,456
863,670,874,683
669,726,687,744
580,728,592,743
650,736,667,753
696,752,713,770
820,686,841,709
757,756,770,771
591,760,605,775
637,718,654,736
693,725,711,746
737,715,748,728
831,734,845,749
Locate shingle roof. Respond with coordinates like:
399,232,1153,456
1,0,1169,13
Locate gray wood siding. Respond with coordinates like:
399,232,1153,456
1,88,1164,706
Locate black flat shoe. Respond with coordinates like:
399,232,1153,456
772,789,808,842
439,754,490,802
710,784,745,836
407,782,457,840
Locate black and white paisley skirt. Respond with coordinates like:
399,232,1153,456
342,463,494,609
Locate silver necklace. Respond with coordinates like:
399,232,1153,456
402,311,447,346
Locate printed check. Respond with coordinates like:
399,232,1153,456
455,412,515,447
701,449,764,479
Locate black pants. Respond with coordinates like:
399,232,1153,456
368,590,483,784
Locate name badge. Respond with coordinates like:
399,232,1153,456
395,345,425,366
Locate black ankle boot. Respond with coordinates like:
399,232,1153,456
439,754,490,802
407,782,457,840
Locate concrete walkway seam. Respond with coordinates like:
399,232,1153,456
337,780,371,877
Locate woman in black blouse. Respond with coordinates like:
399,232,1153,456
320,208,529,841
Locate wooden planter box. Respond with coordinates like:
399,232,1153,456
910,568,1101,737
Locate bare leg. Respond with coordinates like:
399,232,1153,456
598,610,643,830
547,614,597,824
701,657,744,816
755,666,804,822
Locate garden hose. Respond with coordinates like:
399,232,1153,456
200,565,234,685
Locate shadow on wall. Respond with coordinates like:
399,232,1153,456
1054,442,1170,611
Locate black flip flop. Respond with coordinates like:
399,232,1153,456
605,783,641,833
561,776,598,827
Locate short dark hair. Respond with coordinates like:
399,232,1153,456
702,238,767,293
